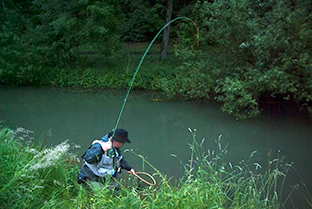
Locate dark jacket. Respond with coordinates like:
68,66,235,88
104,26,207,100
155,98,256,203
83,142,132,171
78,134,132,183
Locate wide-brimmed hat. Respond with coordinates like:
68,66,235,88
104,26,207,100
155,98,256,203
112,129,131,143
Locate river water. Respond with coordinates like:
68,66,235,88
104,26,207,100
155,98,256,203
0,86,311,207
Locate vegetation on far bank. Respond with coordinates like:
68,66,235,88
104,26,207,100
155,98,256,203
1,0,311,119
1,126,311,208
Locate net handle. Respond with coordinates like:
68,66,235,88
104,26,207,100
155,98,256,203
128,171,156,186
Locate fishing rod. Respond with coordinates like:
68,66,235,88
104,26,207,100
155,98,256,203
111,17,199,133
108,17,199,185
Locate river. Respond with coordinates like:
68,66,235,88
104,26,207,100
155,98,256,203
0,86,311,208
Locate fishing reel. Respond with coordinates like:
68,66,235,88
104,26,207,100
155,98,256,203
107,148,115,157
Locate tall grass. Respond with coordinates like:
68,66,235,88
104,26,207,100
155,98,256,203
0,126,311,208
0,127,82,208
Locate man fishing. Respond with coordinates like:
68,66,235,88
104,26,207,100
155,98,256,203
78,128,135,193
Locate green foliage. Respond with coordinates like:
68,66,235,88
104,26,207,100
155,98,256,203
1,126,311,208
0,1,33,85
1,0,311,119
215,76,260,119
182,129,312,208
0,127,81,208
174,0,312,118
28,0,124,66
0,0,124,85
121,0,167,42
154,47,214,100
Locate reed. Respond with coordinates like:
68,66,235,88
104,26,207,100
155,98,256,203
0,126,311,208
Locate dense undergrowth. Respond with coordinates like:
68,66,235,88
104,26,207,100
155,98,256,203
1,126,311,208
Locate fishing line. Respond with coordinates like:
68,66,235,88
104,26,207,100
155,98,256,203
112,17,199,133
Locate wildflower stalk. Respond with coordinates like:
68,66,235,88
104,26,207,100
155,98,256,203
188,128,196,175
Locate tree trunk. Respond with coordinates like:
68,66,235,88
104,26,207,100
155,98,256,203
161,0,173,61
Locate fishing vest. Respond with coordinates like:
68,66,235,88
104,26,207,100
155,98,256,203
84,134,123,178
85,150,122,177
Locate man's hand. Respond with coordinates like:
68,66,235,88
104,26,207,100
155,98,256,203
92,139,112,151
129,168,136,175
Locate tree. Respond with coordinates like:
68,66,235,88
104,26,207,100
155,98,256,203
161,0,173,61
0,0,125,85
0,0,35,84
28,0,124,66
175,0,312,118
120,0,167,42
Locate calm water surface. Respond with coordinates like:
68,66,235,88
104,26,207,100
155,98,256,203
1,86,311,207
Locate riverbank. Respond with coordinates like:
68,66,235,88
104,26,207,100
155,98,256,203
1,126,310,208
2,41,311,120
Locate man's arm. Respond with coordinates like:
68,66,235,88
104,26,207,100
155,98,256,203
120,158,135,174
83,143,104,164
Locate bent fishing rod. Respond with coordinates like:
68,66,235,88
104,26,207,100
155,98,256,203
111,17,199,134
105,17,199,185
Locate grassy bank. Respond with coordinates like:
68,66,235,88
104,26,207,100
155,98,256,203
48,47,179,91
1,43,213,102
1,126,310,208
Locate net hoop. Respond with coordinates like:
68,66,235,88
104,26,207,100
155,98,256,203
128,171,156,186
